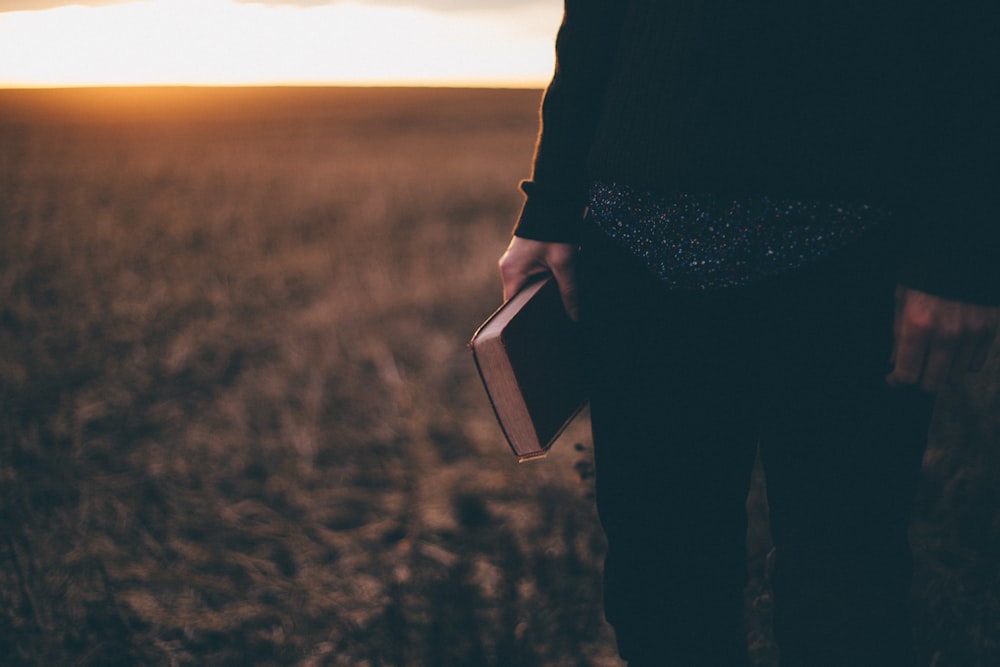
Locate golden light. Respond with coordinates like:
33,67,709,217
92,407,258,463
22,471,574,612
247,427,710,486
0,0,560,87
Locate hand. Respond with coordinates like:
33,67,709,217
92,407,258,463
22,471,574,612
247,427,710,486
886,285,1000,392
498,236,579,320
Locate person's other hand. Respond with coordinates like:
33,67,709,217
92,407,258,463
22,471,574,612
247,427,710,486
886,285,1000,392
498,236,579,320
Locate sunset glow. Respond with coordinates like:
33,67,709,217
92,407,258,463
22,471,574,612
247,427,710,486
0,0,560,87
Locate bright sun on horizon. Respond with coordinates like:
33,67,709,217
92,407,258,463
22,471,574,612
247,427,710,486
0,0,561,88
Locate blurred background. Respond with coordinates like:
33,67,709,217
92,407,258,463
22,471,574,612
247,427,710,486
1,3,998,666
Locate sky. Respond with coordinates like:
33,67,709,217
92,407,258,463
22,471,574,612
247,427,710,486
0,0,561,87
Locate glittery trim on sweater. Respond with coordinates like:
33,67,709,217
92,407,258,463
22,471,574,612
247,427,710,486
587,181,889,291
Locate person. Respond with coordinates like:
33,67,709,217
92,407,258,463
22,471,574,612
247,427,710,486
498,3,999,666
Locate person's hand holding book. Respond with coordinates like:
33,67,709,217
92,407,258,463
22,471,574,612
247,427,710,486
499,236,579,320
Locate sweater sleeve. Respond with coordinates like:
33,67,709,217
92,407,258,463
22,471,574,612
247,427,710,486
896,4,1000,306
512,0,627,243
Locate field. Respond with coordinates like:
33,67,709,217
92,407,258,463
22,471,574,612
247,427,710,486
0,87,998,667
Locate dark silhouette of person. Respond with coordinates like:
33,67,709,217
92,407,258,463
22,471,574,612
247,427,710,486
499,3,999,665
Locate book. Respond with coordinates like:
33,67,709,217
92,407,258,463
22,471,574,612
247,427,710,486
470,276,588,462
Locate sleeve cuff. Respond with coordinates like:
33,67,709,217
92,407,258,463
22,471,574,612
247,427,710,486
511,180,588,243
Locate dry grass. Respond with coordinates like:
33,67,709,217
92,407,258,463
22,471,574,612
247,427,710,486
0,87,997,667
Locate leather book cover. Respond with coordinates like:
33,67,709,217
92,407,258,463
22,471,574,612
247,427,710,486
470,276,587,461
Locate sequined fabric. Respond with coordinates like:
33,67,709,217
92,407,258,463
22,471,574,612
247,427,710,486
587,181,889,291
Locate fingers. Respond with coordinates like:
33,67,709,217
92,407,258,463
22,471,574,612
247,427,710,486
886,287,1000,392
499,237,552,299
947,321,997,383
548,250,580,321
499,236,580,320
920,330,960,393
968,327,996,373
885,305,933,390
499,252,543,302
973,302,1000,371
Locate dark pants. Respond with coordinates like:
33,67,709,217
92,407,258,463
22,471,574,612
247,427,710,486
579,222,936,667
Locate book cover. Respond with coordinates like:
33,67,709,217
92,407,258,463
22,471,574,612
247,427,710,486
470,276,588,461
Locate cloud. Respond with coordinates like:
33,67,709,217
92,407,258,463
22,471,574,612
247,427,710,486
234,0,545,12
0,0,138,12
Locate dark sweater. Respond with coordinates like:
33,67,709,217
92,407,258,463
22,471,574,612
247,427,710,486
514,0,999,305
